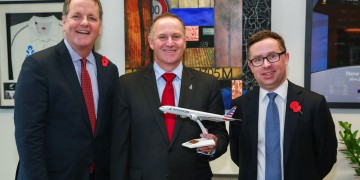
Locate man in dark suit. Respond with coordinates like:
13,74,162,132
14,0,118,179
110,13,229,180
230,30,337,180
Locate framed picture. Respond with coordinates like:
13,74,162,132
305,0,360,108
0,0,63,4
0,3,63,107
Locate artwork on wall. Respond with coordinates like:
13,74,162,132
0,3,63,107
305,0,360,108
124,0,271,109
242,0,271,91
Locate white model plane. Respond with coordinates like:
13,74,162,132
159,105,240,122
159,105,240,134
159,105,241,148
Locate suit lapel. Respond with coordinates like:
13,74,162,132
55,41,93,134
171,67,194,145
94,53,105,136
141,65,170,143
283,82,303,165
244,88,260,173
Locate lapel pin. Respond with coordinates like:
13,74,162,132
102,56,108,67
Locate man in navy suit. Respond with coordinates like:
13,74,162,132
230,30,337,180
14,0,118,179
110,13,228,180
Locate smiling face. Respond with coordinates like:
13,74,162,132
148,16,186,72
62,0,102,57
248,38,289,92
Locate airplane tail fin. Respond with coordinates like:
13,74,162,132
225,106,237,118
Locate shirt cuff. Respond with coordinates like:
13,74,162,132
197,149,216,156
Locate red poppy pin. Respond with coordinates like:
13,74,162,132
290,101,303,114
102,56,108,67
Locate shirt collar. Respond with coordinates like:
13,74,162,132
28,15,63,42
260,79,288,102
153,62,183,80
64,39,96,65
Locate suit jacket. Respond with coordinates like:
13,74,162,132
110,64,229,180
229,81,337,180
14,40,119,180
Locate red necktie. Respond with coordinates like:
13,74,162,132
161,73,176,141
81,58,96,173
81,58,96,134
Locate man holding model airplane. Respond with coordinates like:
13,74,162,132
110,13,229,180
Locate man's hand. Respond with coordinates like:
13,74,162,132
197,133,218,154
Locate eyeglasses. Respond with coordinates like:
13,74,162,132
248,51,286,67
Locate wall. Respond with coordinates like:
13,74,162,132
0,0,359,179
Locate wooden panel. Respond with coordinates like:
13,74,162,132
125,0,152,68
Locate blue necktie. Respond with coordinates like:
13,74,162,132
265,93,281,180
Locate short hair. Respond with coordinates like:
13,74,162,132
63,0,103,20
149,13,186,39
247,30,287,52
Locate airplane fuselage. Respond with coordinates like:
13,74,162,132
159,105,240,122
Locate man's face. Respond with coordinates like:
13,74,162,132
248,38,289,92
62,0,102,53
148,17,186,71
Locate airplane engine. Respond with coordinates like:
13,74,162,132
189,114,198,121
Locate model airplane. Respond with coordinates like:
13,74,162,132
159,105,240,134
159,105,241,148
159,105,240,122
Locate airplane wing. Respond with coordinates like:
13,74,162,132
196,115,219,122
197,115,240,122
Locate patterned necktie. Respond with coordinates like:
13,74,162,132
81,58,96,134
265,92,281,180
161,73,176,141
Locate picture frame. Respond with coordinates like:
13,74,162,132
304,0,360,109
0,3,63,107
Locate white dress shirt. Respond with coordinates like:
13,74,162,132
257,80,288,180
154,62,183,106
